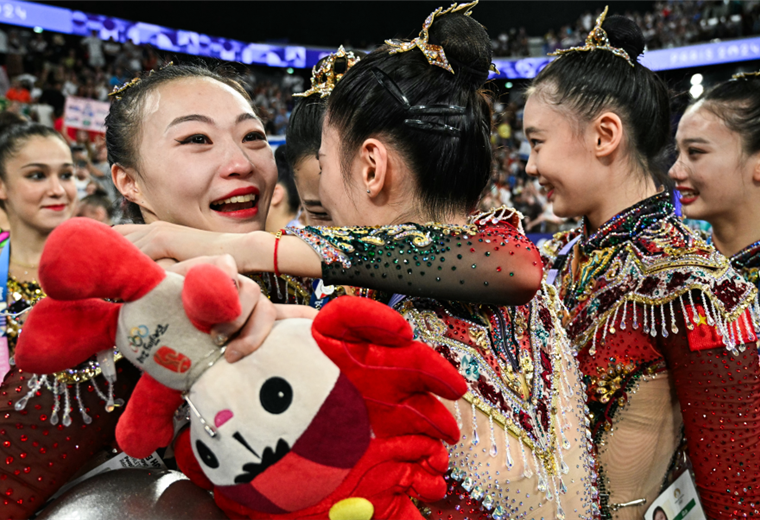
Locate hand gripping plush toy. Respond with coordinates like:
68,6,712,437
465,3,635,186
15,218,467,520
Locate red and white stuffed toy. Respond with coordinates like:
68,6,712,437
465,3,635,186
15,218,467,519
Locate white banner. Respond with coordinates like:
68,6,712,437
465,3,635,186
63,95,109,133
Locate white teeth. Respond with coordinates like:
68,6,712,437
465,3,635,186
213,193,258,206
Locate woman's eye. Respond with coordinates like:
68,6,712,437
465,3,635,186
530,139,541,148
177,134,211,145
27,171,45,180
687,148,705,157
60,172,74,180
244,131,266,142
309,211,331,222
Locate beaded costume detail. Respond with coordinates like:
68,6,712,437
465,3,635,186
543,192,760,519
286,206,541,307
399,285,598,520
294,207,599,519
6,276,125,426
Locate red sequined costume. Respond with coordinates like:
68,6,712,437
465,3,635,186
542,192,760,519
288,207,600,520
1,276,138,519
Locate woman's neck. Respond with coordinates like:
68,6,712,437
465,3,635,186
710,201,760,258
584,173,660,233
7,215,48,267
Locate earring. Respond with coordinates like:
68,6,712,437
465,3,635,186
366,189,371,194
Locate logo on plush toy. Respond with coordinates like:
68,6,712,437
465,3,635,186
127,323,170,364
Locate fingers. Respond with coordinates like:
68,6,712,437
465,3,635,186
166,254,238,278
210,274,260,345
224,296,277,363
112,224,142,236
274,304,318,320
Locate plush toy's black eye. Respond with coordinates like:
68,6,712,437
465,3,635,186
259,377,293,415
196,440,219,469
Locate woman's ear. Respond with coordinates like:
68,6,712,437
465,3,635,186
358,138,389,198
0,177,7,203
112,163,154,214
751,151,760,184
270,184,285,207
592,111,625,159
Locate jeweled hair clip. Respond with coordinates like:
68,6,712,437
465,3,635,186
386,0,492,75
732,71,760,81
548,6,635,68
371,68,465,136
109,77,141,100
294,46,361,98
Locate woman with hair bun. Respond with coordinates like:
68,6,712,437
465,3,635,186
116,5,597,519
671,72,760,289
534,9,760,519
0,119,140,519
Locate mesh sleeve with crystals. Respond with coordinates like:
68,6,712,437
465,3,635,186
285,219,543,307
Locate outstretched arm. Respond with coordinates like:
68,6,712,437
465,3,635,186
117,216,542,306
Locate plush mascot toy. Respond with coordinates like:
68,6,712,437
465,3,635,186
15,218,467,520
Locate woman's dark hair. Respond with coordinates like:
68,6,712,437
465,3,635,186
274,145,300,213
285,95,327,170
325,11,493,220
0,115,68,209
104,62,253,223
698,75,760,157
285,51,364,171
528,15,673,189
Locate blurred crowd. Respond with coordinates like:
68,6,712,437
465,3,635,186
493,0,760,57
0,0,756,230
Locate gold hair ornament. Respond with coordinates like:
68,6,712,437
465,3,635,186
732,71,760,81
294,46,361,98
548,6,635,68
109,77,141,100
385,1,499,76
108,62,174,100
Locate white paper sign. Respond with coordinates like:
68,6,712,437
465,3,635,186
63,95,109,133
645,471,707,520
47,450,166,502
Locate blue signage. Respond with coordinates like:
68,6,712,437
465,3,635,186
4,0,760,75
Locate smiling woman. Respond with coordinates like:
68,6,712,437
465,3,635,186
105,63,276,232
0,118,141,519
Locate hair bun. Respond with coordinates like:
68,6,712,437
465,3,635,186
602,15,646,61
0,112,27,136
429,12,492,89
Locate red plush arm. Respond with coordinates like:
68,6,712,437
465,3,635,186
115,373,184,459
182,263,241,333
39,218,165,302
15,297,121,373
312,297,467,444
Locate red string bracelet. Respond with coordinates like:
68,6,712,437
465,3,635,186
273,230,284,277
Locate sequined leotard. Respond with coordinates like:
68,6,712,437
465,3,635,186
543,192,760,520
288,207,599,520
1,271,138,519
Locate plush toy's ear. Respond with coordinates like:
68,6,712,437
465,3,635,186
15,298,121,373
39,218,165,302
182,264,241,333
312,297,467,445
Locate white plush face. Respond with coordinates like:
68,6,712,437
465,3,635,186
188,318,340,485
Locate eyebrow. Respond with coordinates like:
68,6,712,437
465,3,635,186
302,199,324,208
165,112,258,132
680,137,711,145
22,162,74,168
524,126,542,136
236,112,258,124
166,114,214,131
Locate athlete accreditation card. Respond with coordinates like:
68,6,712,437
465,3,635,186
645,471,707,520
